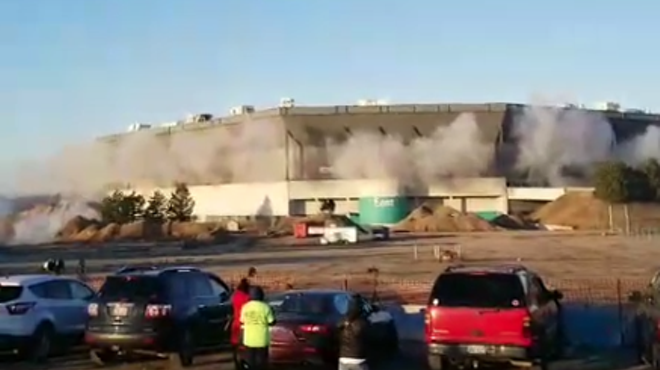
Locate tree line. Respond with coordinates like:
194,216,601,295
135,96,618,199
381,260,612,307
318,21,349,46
594,158,660,203
99,183,196,224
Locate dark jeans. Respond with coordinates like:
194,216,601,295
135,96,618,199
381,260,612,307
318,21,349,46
241,346,269,370
232,345,241,370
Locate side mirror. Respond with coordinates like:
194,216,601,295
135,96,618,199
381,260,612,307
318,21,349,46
551,290,563,301
629,290,644,303
543,290,562,302
219,291,229,302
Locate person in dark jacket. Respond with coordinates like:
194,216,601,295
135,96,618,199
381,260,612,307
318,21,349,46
240,286,275,370
337,298,369,370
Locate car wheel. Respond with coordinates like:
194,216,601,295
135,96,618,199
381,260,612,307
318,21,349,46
171,327,195,368
29,323,54,363
428,354,445,370
90,349,118,367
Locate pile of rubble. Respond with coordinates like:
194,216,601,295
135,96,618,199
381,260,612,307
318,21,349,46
393,203,497,232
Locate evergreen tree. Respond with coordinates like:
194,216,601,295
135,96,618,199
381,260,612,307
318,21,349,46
640,158,660,201
593,161,631,203
99,190,124,224
144,190,168,223
118,191,145,223
167,183,195,222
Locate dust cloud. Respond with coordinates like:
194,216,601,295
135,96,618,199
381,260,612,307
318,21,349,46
511,105,617,186
0,118,282,244
327,112,493,184
512,103,660,186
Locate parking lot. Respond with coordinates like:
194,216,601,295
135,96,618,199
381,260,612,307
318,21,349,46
2,232,659,370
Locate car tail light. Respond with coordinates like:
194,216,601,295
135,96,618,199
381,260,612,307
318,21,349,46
6,302,35,315
522,315,532,338
299,324,328,334
145,304,171,318
87,303,99,317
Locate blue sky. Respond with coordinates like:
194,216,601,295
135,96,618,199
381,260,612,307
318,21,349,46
1,0,658,162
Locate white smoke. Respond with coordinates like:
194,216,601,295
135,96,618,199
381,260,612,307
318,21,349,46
328,113,493,183
10,200,99,245
512,105,616,186
617,125,660,165
0,118,284,244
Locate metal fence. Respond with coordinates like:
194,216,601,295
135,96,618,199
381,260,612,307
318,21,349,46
81,272,648,305
79,271,648,348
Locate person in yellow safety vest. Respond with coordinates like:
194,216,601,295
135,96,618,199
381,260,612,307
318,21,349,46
240,286,275,370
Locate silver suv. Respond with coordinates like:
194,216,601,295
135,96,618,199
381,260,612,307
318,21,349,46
0,274,95,361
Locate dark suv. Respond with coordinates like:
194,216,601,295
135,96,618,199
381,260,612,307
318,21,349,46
425,264,563,370
84,266,232,367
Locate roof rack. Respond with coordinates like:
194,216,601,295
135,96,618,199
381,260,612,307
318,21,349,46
160,266,201,273
444,264,528,274
114,265,159,274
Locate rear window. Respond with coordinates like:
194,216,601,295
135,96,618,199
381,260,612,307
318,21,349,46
0,286,23,303
267,293,332,314
99,276,164,301
430,273,525,308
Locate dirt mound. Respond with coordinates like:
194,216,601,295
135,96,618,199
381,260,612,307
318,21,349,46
54,216,230,244
94,223,120,242
70,224,101,242
531,191,609,230
532,191,660,230
57,216,99,240
0,217,14,243
393,203,496,232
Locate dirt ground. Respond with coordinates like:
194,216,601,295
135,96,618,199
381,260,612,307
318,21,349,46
3,230,658,303
249,231,660,279
229,231,660,303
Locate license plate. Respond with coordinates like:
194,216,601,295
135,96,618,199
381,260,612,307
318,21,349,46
111,304,129,316
466,345,487,354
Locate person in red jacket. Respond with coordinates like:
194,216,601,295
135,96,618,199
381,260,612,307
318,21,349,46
231,278,250,369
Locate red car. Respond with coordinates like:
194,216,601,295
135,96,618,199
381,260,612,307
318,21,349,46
425,264,563,370
264,289,398,367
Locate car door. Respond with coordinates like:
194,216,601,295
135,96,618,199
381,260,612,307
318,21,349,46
640,288,660,353
67,280,96,334
352,295,382,349
41,280,75,334
206,274,232,345
187,272,222,346
528,275,557,342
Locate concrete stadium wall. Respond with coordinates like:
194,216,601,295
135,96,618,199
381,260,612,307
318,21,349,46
445,196,508,214
127,178,510,218
507,186,595,201
289,178,509,215
131,182,291,218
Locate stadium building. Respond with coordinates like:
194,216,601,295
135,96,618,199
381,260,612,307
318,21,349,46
98,101,660,223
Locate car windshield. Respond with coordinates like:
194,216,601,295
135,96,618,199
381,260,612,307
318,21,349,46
430,273,526,308
267,293,330,314
0,286,23,303
99,276,164,301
